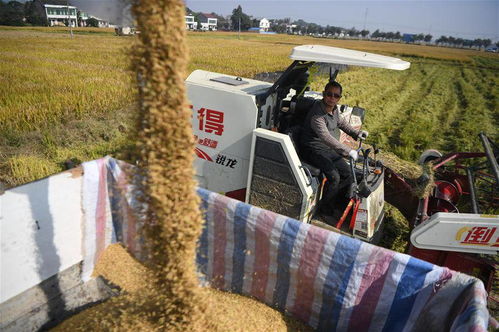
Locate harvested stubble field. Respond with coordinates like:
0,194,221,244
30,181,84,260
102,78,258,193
1,27,498,206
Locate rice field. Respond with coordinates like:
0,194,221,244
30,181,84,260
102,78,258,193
0,27,498,187
1,26,497,321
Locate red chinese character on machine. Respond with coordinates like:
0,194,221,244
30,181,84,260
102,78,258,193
461,226,496,245
198,108,224,136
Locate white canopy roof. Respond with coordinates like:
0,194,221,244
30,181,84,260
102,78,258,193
290,45,410,70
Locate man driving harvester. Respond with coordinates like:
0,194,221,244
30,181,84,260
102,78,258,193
300,81,368,218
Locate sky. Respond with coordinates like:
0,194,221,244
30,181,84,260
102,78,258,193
185,0,499,41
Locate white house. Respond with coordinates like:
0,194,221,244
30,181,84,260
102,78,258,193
77,12,109,28
198,13,217,31
78,10,88,27
91,16,109,28
32,1,110,28
44,4,77,27
286,24,297,34
259,18,270,32
185,15,198,30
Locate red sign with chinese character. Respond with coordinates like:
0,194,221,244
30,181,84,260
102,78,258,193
460,226,497,245
198,108,224,136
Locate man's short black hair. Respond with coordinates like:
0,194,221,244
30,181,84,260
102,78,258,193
324,81,343,95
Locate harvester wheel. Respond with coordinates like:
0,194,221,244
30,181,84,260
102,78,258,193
418,149,442,165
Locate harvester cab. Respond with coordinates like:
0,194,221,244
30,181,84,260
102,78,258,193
186,45,410,242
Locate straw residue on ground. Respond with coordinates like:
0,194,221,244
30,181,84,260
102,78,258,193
377,150,435,198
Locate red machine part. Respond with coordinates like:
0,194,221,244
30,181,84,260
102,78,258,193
427,180,462,214
409,245,496,293
226,188,246,202
409,165,496,294
434,180,461,205
408,137,498,299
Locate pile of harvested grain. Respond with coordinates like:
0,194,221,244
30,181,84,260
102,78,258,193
91,243,152,294
55,287,311,331
55,244,311,331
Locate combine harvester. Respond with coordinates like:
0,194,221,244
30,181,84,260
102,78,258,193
188,45,403,242
1,46,497,330
187,44,498,282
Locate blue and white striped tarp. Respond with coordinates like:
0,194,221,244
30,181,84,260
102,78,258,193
196,188,491,332
81,158,493,331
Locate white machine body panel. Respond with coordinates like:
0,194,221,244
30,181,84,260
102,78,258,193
186,70,361,198
246,128,316,221
353,177,385,241
0,170,83,303
186,70,272,197
410,213,499,254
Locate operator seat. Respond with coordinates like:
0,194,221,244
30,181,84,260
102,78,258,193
285,124,329,220
285,125,321,177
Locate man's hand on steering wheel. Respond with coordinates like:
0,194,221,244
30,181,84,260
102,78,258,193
348,149,358,161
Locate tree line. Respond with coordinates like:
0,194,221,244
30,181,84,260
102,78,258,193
1,1,496,49
435,35,493,48
216,5,497,48
372,30,433,42
0,0,26,26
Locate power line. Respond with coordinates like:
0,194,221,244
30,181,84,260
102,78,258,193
67,0,73,38
363,8,368,31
